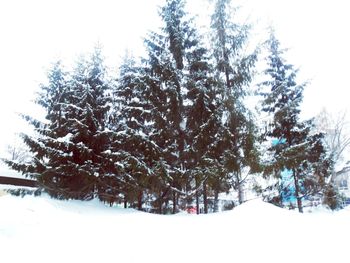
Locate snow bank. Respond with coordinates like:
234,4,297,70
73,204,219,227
0,162,24,179
0,195,349,263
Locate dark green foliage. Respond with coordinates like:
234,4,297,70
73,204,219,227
323,184,345,210
3,0,334,214
161,0,186,70
5,48,114,201
209,0,260,205
139,0,219,212
261,31,330,212
109,52,165,209
7,188,42,197
222,200,235,211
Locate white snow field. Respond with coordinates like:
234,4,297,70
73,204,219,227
0,193,349,263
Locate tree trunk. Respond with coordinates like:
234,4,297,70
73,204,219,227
124,199,127,209
214,190,219,212
158,195,163,214
196,191,200,214
172,191,177,214
59,108,62,130
293,169,303,213
137,191,143,211
203,180,208,214
195,178,200,214
236,172,244,204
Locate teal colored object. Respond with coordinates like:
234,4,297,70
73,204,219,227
272,138,297,203
281,169,296,202
272,138,286,146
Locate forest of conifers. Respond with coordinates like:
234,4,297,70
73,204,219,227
4,0,339,214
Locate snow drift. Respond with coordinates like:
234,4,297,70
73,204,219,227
0,194,349,263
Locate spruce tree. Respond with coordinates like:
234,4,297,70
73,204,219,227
59,47,112,200
109,53,165,210
158,0,188,209
5,48,113,200
210,0,260,205
139,0,201,212
142,30,182,212
4,60,71,197
152,0,231,213
261,31,329,212
183,20,223,213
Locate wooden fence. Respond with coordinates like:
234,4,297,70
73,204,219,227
0,176,38,188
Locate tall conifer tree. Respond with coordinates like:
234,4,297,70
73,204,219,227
210,0,260,204
5,48,113,200
261,31,329,212
109,53,166,210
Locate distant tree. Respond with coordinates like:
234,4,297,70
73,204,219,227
322,183,345,210
313,109,350,209
314,109,350,178
260,31,330,213
6,138,31,163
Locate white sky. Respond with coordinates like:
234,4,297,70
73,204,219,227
0,0,349,156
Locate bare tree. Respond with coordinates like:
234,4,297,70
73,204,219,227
315,108,350,180
6,137,31,163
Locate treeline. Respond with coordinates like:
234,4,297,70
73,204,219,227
4,0,339,213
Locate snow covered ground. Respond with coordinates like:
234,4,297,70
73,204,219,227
0,162,25,179
0,192,349,263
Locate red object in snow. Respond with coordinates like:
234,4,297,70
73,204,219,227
186,206,197,214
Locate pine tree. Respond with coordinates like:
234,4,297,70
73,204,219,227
261,31,329,212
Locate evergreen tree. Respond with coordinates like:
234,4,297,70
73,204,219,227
5,48,113,200
139,0,205,212
4,60,70,196
158,0,189,208
150,0,235,213
66,48,113,200
261,31,330,212
142,29,183,212
109,53,165,210
183,17,224,213
210,0,260,205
